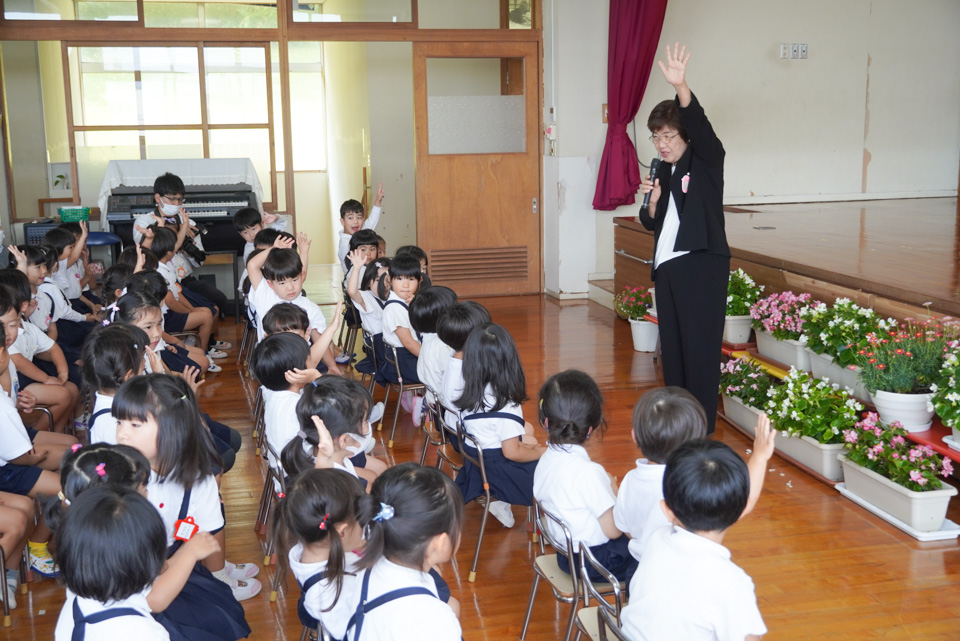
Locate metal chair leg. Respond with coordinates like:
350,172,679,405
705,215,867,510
469,489,492,583
519,574,542,640
378,386,391,432
387,385,403,449
0,547,9,627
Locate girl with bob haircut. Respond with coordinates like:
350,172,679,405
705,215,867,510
53,486,170,640
114,373,261,602
380,253,423,384
347,463,463,641
533,369,638,585
453,323,544,529
274,468,372,639
345,249,391,378
80,323,149,445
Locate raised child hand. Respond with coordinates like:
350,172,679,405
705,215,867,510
752,413,776,463
263,212,279,226
297,232,311,253
134,243,146,273
310,415,336,466
7,245,27,271
284,368,322,387
347,248,370,268
183,531,220,563
374,182,384,207
273,235,296,251
79,220,88,237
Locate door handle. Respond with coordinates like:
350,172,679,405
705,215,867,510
615,249,653,265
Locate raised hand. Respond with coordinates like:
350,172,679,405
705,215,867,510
310,415,336,466
7,245,27,271
658,42,690,89
284,367,322,387
273,236,296,250
374,182,384,207
752,413,776,463
134,243,146,273
347,248,370,268
297,231,311,253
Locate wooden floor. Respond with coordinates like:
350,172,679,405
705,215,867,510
7,291,960,640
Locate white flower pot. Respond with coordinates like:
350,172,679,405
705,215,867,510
839,455,956,531
723,315,753,344
775,433,845,482
755,330,811,371
953,426,960,442
721,395,763,436
629,318,659,352
807,349,870,404
870,390,935,433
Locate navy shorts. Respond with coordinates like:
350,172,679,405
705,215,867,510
164,309,188,333
25,427,37,441
0,464,42,496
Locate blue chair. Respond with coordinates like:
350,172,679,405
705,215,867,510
85,231,122,264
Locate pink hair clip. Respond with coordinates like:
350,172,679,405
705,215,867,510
319,513,330,531
95,463,106,477
71,443,82,453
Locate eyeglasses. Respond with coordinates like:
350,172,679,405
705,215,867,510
648,132,680,144
161,195,185,205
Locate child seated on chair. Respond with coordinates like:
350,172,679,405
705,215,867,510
336,231,381,365
44,223,100,315
395,245,431,288
379,254,422,384
437,301,491,430
338,184,384,274
619,439,769,641
615,388,775,564
233,206,288,265
345,251,390,377
58,222,102,311
409,286,458,427
32,245,97,351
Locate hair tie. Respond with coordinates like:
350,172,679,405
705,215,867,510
297,430,307,439
319,513,330,531
102,319,111,326
373,502,395,523
95,463,106,477
58,491,71,506
70,443,82,453
179,394,187,401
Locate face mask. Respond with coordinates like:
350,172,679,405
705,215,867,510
160,202,181,216
345,431,373,457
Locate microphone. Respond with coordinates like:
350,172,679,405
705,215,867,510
640,157,661,213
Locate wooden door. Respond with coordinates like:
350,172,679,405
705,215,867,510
413,41,541,296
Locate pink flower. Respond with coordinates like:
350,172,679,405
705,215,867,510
942,458,954,477
909,470,927,486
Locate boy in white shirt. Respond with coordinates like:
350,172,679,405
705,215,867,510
44,223,101,315
620,439,768,641
232,206,289,265
337,184,384,274
409,286,458,427
436,301,491,429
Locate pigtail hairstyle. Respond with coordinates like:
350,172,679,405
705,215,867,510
80,324,149,397
101,264,134,308
358,463,463,572
360,256,389,295
43,443,151,532
113,290,162,325
112,373,221,489
273,469,372,610
537,369,606,446
455,323,527,413
40,244,59,274
284,377,372,477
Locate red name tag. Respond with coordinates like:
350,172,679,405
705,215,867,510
174,516,199,541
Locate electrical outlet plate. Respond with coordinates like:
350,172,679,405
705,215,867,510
790,43,800,59
780,43,790,59
798,43,807,59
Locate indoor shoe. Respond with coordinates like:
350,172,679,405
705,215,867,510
224,560,259,580
207,362,223,373
368,402,385,426
400,390,415,413
4,576,16,609
488,500,516,528
335,351,354,364
226,576,262,601
29,551,59,578
207,348,228,359
412,395,426,428
211,339,232,350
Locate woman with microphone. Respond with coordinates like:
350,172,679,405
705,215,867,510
638,43,729,434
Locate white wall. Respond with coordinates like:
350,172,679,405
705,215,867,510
543,0,960,295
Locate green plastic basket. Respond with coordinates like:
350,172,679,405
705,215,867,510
58,207,90,222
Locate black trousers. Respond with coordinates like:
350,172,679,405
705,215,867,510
181,275,229,318
654,252,729,434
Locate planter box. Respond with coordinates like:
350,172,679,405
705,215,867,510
723,315,753,344
807,349,870,403
775,433,845,482
755,330,811,372
839,454,956,531
629,319,658,352
870,390,935,433
721,395,763,436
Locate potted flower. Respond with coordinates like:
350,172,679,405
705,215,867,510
856,318,960,432
840,412,956,532
614,285,657,352
764,368,863,481
724,269,764,344
750,290,819,371
718,357,778,435
931,340,960,444
799,298,895,403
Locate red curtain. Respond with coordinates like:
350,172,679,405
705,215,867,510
591,0,668,211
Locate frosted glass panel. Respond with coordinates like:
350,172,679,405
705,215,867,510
75,131,140,208
418,0,498,29
5,0,137,20
144,130,204,159
292,0,411,23
428,96,525,154
209,129,272,201
204,48,268,125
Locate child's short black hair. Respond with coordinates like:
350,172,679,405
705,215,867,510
81,323,149,396
126,271,169,304
233,206,262,233
40,245,59,273
340,199,364,218
538,369,606,446
388,254,422,281
663,439,749,533
436,301,491,352
149,225,178,260
261,303,309,336
102,264,134,307
632,387,707,464
153,172,185,198
54,486,166,603
0,269,31,309
43,227,76,257
112,291,162,325
409,286,458,335
262,248,303,282
253,228,282,248
395,245,428,266
349,229,379,251
117,245,159,272
7,245,45,269
249,331,310,391
0,283,19,318
360,257,390,298
58,222,83,237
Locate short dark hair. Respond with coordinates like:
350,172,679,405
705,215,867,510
59,222,83,237
395,245,428,266
360,257,390,296
111,291,162,326
43,227,76,257
455,323,527,413
81,324,149,396
249,331,309,391
233,207,262,232
54,486,166,603
7,245,45,269
340,199,364,218
149,225,178,260
262,248,303,282
349,229,379,252
40,245,59,273
101,264,134,308
359,463,463,572
538,369,605,446
253,228,282,248
647,99,689,142
0,283,20,318
0,269,31,308
632,387,707,463
409,286,458,335
436,301,491,352
153,172,185,197
125,271,168,304
663,439,749,533
117,245,158,272
388,254,422,282
262,303,309,336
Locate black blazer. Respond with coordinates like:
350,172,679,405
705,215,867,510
637,92,729,281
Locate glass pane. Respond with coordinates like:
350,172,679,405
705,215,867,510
426,58,525,155
140,48,202,125
75,130,141,208
5,0,136,21
78,71,138,126
507,0,533,28
143,1,277,27
209,129,272,202
417,0,499,29
144,130,204,159
292,0,412,23
288,41,326,172
204,48,268,125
